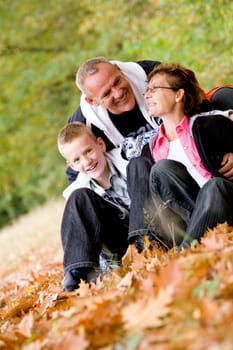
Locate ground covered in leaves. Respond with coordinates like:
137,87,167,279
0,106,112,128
0,222,233,350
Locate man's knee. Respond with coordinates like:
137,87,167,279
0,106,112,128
127,156,152,177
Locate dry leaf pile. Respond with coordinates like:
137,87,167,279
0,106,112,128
0,223,233,350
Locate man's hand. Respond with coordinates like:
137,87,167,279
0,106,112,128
218,152,233,180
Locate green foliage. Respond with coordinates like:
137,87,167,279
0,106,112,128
0,0,233,228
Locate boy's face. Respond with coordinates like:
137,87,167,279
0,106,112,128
62,134,108,181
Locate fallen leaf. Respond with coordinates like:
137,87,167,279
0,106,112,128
17,312,34,338
122,286,173,331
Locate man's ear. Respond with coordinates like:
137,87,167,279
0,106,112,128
85,96,99,106
114,64,122,72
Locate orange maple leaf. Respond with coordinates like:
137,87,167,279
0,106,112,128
17,312,34,338
122,285,173,331
201,230,225,251
54,331,89,350
117,271,134,291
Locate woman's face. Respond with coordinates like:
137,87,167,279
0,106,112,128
144,73,178,118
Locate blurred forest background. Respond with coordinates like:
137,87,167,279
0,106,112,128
0,0,233,229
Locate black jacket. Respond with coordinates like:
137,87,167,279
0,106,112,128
191,113,233,177
142,111,233,179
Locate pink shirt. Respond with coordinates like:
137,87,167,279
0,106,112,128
151,116,213,180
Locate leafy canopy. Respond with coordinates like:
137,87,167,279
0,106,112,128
0,0,233,227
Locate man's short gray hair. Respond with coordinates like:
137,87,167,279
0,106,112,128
76,56,112,96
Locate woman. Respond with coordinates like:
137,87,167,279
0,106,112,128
127,62,233,250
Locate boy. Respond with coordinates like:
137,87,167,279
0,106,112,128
57,122,130,292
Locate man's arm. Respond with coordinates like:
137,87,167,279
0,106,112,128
136,60,161,75
69,105,114,150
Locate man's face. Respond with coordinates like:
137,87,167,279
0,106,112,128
62,134,108,183
84,63,136,115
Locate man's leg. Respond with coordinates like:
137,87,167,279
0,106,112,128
180,177,233,248
149,160,200,247
127,156,153,239
61,188,128,291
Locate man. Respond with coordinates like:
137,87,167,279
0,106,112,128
67,57,161,182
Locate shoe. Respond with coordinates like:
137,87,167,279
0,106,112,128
99,247,121,272
62,270,80,292
62,267,99,292
130,235,146,253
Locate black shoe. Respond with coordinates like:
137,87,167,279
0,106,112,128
62,270,80,292
130,235,146,253
62,267,99,292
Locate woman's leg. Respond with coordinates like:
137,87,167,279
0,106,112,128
180,177,233,248
210,87,233,110
149,159,200,247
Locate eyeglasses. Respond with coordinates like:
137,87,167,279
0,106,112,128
145,86,177,95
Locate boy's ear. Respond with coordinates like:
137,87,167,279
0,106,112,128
85,96,99,106
97,137,106,152
66,160,75,170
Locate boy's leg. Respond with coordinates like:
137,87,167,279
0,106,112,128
149,159,200,247
61,188,128,291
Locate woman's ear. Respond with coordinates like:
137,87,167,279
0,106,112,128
175,88,185,103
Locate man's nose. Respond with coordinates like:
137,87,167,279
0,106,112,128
111,86,121,98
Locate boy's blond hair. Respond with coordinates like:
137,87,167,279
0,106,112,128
57,122,97,154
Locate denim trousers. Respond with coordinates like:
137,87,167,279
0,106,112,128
149,159,233,248
127,156,154,241
61,188,129,275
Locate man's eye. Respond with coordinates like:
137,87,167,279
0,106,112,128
114,77,121,86
103,91,110,98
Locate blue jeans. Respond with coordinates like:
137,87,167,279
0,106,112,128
61,188,129,275
127,156,154,241
149,159,233,248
